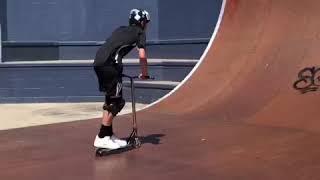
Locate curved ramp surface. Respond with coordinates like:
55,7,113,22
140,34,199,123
2,0,320,179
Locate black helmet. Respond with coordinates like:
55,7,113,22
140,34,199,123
129,9,150,26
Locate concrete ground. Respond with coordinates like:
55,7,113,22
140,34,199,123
0,102,147,130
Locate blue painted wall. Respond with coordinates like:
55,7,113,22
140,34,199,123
5,0,159,41
0,0,7,40
158,0,222,40
1,0,223,60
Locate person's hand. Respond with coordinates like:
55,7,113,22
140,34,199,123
138,73,150,80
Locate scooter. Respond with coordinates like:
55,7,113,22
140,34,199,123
95,74,152,157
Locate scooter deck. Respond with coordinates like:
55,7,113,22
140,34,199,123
95,144,135,157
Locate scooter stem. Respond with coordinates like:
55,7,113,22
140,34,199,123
130,77,138,135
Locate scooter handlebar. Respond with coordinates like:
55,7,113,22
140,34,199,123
122,74,155,80
139,75,155,80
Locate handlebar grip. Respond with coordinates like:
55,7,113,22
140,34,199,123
122,74,138,79
139,75,155,80
145,76,155,80
122,74,155,80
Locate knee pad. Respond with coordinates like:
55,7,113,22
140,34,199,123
103,98,125,116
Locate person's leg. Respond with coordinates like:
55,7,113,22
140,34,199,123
100,75,127,147
99,110,113,138
95,96,127,148
102,110,113,126
98,96,118,138
96,65,118,136
94,66,121,149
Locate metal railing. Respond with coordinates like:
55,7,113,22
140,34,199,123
2,38,210,47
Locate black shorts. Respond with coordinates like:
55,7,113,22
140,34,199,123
94,64,123,98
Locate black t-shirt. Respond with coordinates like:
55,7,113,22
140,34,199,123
93,25,146,67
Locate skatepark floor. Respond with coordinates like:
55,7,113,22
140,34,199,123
0,102,147,130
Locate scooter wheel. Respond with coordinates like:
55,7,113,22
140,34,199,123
95,149,104,157
134,139,141,148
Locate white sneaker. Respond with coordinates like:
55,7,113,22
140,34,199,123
94,135,121,149
111,135,128,148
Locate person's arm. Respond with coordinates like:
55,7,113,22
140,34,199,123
138,48,149,79
137,30,149,79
